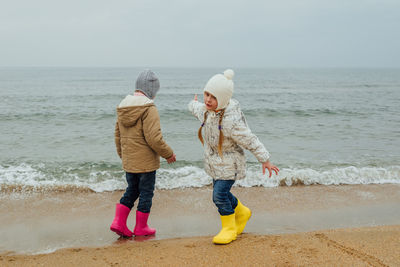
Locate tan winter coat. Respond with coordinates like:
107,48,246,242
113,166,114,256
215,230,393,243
115,95,173,173
189,99,270,180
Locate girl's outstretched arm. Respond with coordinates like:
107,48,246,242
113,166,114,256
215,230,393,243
230,112,270,163
188,94,206,121
230,112,279,177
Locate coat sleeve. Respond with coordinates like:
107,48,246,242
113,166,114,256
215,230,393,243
229,112,270,163
188,100,206,121
114,121,122,158
142,106,174,159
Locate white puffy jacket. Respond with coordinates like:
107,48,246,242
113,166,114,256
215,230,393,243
188,99,270,180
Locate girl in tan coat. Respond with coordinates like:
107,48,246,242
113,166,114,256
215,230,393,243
110,70,176,238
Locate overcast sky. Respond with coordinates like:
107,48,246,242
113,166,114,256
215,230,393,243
0,0,399,68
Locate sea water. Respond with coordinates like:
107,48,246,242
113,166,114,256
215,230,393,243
1,67,399,192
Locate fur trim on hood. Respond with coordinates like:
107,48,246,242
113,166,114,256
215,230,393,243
119,95,153,108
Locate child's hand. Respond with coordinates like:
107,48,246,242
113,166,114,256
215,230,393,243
262,160,279,178
167,154,176,164
194,94,198,101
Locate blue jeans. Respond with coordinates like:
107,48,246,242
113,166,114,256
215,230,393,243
120,171,156,213
213,180,238,216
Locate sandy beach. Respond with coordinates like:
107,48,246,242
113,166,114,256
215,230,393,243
1,184,399,266
1,225,399,267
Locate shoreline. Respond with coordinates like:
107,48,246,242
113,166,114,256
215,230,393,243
0,184,399,263
1,225,399,266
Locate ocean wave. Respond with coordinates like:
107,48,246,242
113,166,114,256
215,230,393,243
0,108,366,123
0,163,399,193
242,108,366,118
237,165,400,187
0,163,126,193
0,112,116,121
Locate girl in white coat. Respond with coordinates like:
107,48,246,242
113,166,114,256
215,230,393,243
188,69,279,244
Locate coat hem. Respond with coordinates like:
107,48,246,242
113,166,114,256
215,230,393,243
123,167,159,173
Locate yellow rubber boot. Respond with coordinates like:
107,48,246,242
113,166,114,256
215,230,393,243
234,199,251,235
213,214,237,244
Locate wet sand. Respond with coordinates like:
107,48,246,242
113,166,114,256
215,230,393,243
0,184,399,265
1,225,399,267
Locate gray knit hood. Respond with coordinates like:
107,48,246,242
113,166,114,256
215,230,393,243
135,69,160,99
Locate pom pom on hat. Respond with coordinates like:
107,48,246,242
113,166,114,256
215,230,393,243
204,69,234,110
223,69,234,80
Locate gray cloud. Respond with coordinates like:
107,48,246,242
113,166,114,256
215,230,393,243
0,0,399,67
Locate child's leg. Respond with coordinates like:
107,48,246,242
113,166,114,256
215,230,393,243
227,191,238,210
110,172,138,237
212,180,236,215
136,171,156,213
133,171,156,236
212,179,237,244
119,172,140,209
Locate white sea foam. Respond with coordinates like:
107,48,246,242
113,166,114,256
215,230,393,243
0,163,126,193
156,166,211,189
237,165,400,187
0,163,399,193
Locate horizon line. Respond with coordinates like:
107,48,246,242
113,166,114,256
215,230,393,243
1,66,399,69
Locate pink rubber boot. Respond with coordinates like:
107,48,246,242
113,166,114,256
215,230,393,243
133,210,156,236
110,203,133,237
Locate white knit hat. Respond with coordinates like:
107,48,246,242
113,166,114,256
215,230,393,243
203,69,234,110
